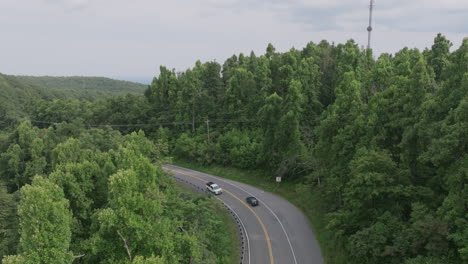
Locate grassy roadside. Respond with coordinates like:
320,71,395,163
214,200,242,264
174,180,240,264
172,160,347,264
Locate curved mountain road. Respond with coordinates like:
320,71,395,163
164,164,324,264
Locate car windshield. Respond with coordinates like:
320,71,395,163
212,184,220,189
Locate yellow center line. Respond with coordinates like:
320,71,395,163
166,168,275,264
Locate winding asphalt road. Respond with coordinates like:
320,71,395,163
164,164,324,264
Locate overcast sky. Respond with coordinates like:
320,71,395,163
1,0,467,84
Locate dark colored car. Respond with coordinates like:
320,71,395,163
246,196,259,206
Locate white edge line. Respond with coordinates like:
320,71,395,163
168,165,298,264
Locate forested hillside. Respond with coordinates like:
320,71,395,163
0,74,146,130
12,76,146,100
0,122,236,263
0,74,64,128
1,34,466,264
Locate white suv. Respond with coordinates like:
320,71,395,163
206,182,223,195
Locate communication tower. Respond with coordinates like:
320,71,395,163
367,0,375,50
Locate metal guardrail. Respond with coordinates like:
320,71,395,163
173,175,249,264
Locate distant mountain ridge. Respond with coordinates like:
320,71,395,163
12,75,147,100
0,73,55,124
0,73,147,127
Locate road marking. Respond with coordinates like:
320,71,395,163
166,165,298,264
207,176,298,264
166,168,274,264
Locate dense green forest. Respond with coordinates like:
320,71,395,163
141,34,467,264
0,122,236,263
0,73,65,127
0,74,146,129
1,33,467,263
13,76,146,100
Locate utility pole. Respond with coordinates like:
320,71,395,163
367,0,375,50
206,119,210,143
191,107,195,132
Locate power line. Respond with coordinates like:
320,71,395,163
28,118,257,128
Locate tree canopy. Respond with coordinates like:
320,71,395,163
1,34,467,264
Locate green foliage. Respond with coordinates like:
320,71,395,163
259,92,284,167
12,75,146,100
89,169,172,263
90,94,151,133
33,99,93,124
0,121,47,190
16,176,73,264
2,34,467,264
426,33,452,82
0,120,238,263
173,132,198,159
225,68,257,120
147,35,468,263
0,74,145,129
0,181,19,258
49,161,102,241
0,74,58,125
132,256,165,264
216,129,261,168
1,255,25,264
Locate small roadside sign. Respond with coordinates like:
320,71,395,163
276,177,282,183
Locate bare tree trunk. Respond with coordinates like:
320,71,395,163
117,230,132,262
73,253,85,259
